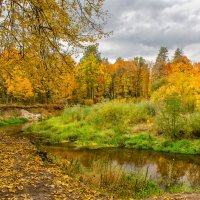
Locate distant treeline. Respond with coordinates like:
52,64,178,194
0,46,200,108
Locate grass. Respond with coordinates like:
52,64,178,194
125,134,200,154
0,117,29,126
29,100,200,154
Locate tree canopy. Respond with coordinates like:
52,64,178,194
0,0,109,60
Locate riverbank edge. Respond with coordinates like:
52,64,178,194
25,128,200,155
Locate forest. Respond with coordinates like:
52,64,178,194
1,45,200,107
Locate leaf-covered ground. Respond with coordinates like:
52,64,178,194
148,193,200,200
0,134,109,200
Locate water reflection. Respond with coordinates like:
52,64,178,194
44,145,200,188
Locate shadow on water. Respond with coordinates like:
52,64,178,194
0,123,33,137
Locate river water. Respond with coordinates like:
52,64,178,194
44,143,200,189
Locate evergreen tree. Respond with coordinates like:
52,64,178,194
155,47,168,64
173,48,183,63
81,45,101,62
151,47,169,91
152,47,169,80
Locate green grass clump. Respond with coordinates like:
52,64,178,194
0,118,28,126
125,134,200,154
159,139,200,154
125,133,156,150
168,184,200,194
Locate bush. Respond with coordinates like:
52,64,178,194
90,102,126,127
154,96,185,139
134,101,156,117
62,105,91,123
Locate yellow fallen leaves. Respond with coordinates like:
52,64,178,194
0,133,110,199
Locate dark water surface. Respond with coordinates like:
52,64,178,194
44,143,200,188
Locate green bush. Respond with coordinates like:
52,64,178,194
182,96,196,113
62,105,91,123
154,96,185,139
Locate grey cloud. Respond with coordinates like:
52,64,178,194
99,0,200,62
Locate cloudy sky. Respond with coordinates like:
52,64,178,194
98,0,200,63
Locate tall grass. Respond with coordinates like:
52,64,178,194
31,101,155,146
50,154,162,199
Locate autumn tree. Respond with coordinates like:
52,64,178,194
75,50,101,102
107,59,132,99
103,58,149,100
81,45,101,62
0,0,108,57
0,0,108,104
151,55,198,112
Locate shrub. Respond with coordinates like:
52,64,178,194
85,102,126,130
134,101,156,117
154,96,185,139
126,101,155,125
62,105,91,123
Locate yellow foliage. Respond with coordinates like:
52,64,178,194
151,57,200,110
6,76,34,99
